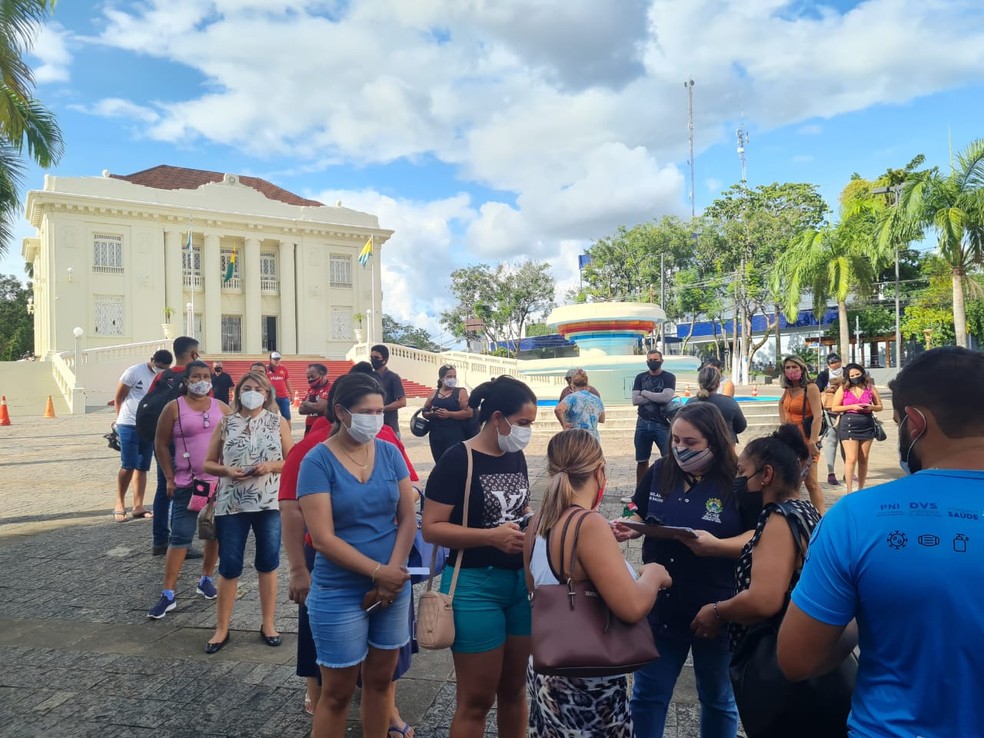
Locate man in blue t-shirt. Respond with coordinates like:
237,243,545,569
777,347,984,737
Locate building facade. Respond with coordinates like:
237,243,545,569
23,165,392,358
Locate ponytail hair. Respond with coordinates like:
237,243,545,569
743,423,810,491
538,429,604,536
696,365,721,399
437,363,455,389
468,375,537,425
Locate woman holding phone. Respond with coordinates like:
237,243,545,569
830,363,883,494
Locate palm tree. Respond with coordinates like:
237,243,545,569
0,0,63,257
879,139,984,348
773,198,886,359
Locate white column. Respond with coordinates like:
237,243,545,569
164,229,183,337
203,233,221,353
278,239,297,354
244,236,262,353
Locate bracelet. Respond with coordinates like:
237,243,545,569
713,601,725,623
371,563,381,582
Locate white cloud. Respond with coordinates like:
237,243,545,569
798,123,823,135
30,22,72,84
70,98,161,124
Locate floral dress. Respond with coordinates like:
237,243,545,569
215,410,283,516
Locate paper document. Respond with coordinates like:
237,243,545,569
620,521,699,540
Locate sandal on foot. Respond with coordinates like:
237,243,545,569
113,510,128,522
131,509,153,519
388,722,414,738
303,696,314,716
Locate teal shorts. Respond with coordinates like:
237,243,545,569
440,566,531,654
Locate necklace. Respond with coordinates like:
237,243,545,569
338,443,370,468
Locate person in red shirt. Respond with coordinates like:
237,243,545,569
279,369,419,730
299,363,332,437
267,351,294,420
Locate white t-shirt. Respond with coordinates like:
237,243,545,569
117,362,157,425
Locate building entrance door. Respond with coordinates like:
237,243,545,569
262,316,277,352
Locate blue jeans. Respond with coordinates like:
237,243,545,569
215,510,282,579
152,445,175,547
634,418,671,463
275,396,291,420
630,633,738,738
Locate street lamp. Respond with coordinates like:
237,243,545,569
872,185,903,367
72,326,84,369
186,302,193,337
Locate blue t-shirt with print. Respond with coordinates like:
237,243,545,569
564,389,605,438
791,469,984,737
297,439,409,590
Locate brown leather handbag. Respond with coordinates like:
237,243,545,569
416,445,473,650
528,508,660,677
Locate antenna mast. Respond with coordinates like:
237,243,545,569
736,122,748,184
685,79,696,218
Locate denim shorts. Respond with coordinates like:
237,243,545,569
440,566,531,654
168,486,198,548
215,510,282,579
117,423,153,472
634,418,671,463
306,580,411,669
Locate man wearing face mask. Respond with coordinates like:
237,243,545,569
816,353,845,486
632,349,677,484
298,363,331,437
370,344,407,438
778,347,984,738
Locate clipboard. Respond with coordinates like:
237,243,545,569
620,521,699,540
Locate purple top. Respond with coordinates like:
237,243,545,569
842,386,874,414
173,396,220,487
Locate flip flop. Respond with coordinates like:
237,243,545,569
388,722,414,738
131,510,153,519
303,696,314,716
113,510,127,522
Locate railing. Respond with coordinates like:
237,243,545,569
93,264,125,275
50,351,82,413
260,277,278,294
75,339,170,365
222,277,242,291
183,273,203,289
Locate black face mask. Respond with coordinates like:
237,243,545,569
732,468,764,498
849,376,864,385
213,368,222,374
647,360,662,371
370,358,385,370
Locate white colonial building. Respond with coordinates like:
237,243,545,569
23,165,392,358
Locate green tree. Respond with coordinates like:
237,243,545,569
440,260,555,356
704,182,829,383
0,273,32,359
879,140,984,348
0,0,64,256
381,314,442,352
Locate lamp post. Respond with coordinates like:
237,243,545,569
872,185,903,367
186,302,193,338
72,326,83,370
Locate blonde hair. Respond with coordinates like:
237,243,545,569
233,371,278,413
570,369,589,388
538,429,604,537
697,366,721,399
779,355,812,389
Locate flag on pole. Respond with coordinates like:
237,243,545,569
223,248,237,283
358,236,373,268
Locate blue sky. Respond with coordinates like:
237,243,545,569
6,0,984,343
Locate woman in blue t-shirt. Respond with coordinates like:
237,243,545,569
296,373,417,738
615,402,759,738
422,375,538,738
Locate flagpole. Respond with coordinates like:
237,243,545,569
370,235,375,346
189,218,195,339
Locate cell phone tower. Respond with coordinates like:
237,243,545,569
685,79,696,218
736,122,749,184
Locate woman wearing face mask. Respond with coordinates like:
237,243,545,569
524,429,672,737
296,372,417,738
202,371,293,654
776,355,825,513
422,376,538,738
690,424,828,737
614,402,758,738
422,364,472,463
830,363,883,495
147,361,232,620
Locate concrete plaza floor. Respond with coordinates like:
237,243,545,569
0,405,904,737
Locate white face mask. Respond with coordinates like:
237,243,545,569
443,377,457,388
188,380,212,396
497,418,532,453
240,390,265,410
830,367,843,378
347,412,384,444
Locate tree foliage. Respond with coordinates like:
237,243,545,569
0,273,32,360
382,313,441,352
440,260,555,356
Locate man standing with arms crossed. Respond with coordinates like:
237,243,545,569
632,348,677,484
113,349,173,521
778,347,984,736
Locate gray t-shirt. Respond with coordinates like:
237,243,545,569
117,362,157,426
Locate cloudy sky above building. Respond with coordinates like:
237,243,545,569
7,0,984,344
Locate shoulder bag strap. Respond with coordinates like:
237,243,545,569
801,386,808,418
174,398,194,479
424,443,473,598
522,509,543,578
558,508,591,583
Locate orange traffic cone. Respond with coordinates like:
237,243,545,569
292,390,302,408
683,384,691,398
752,384,759,397
44,394,56,418
0,395,10,426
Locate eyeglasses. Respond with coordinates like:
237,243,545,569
202,411,210,429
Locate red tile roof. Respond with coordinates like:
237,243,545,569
109,165,323,207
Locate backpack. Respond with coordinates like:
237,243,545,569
135,369,184,441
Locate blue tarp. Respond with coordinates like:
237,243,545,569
675,307,840,338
